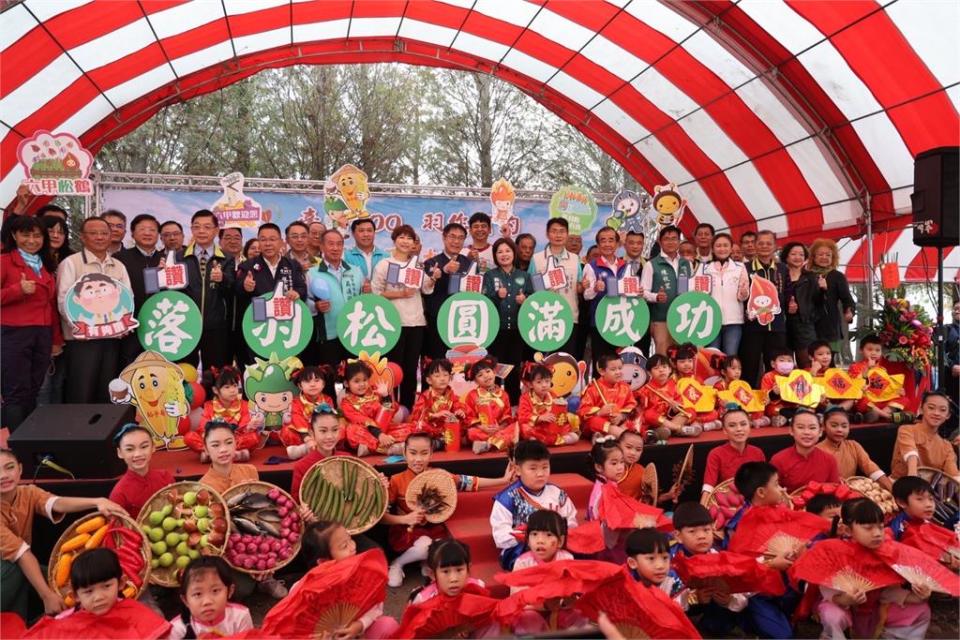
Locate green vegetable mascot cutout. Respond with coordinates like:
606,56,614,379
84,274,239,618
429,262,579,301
244,353,302,446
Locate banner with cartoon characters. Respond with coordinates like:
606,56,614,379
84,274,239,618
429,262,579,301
102,178,624,259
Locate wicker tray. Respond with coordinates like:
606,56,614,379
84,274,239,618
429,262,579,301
300,456,387,534
843,476,897,515
222,481,302,574
136,481,230,587
918,466,960,528
405,469,458,524
48,512,150,604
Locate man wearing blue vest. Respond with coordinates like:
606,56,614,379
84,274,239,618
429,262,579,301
306,229,365,371
582,226,625,362
343,218,387,281
641,226,693,355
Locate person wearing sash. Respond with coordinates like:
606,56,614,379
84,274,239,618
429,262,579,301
640,226,693,356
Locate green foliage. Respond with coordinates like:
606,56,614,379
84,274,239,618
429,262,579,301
96,64,633,192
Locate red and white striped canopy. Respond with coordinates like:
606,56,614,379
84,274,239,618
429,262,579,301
2,0,958,243
841,227,959,284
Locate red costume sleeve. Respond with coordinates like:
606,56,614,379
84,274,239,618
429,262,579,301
497,388,512,425
578,384,603,419
201,401,215,424
341,395,377,427
848,361,867,378
462,390,480,427
291,396,310,432
237,401,251,429
619,383,637,414
410,390,431,424
517,393,535,430
703,449,720,490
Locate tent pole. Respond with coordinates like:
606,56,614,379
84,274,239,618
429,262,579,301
864,191,874,325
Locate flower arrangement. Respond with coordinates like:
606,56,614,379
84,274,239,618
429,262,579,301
874,298,934,370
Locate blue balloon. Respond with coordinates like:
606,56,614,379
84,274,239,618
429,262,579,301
309,274,330,300
566,396,581,413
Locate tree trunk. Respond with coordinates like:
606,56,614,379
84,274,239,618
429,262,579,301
474,74,494,187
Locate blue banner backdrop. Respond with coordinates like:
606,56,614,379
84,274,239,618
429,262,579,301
101,188,615,257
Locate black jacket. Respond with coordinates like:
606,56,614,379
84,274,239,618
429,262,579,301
421,252,475,320
786,270,824,325
814,269,855,341
113,247,165,313
234,255,308,313
180,243,235,329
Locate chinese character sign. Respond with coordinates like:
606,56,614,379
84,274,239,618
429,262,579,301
518,291,574,352
548,185,598,236
595,296,650,348
64,274,139,340
242,288,313,359
211,172,265,228
16,130,94,196
666,292,722,347
438,293,499,349
336,294,403,356
137,291,202,361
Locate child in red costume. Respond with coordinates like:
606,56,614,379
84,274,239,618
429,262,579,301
340,360,408,457
408,358,465,449
713,355,769,428
848,334,911,422
671,343,720,432
759,347,799,427
517,363,580,447
464,357,518,454
636,354,698,438
287,366,336,460
578,352,640,439
184,367,256,460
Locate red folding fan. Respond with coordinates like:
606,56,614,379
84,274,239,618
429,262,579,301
874,540,960,596
900,522,960,564
566,520,606,554
24,600,170,639
575,567,702,639
495,559,622,592
494,560,623,623
788,539,901,595
672,551,786,596
260,549,387,638
395,584,499,639
598,482,672,531
728,505,831,558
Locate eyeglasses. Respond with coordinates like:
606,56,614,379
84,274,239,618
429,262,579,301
106,223,125,230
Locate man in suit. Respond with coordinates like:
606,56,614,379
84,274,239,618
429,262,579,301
114,214,164,366
421,222,474,360
181,210,235,370
235,223,308,364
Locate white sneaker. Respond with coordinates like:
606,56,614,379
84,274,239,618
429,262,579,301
472,441,490,454
286,444,309,459
386,443,404,456
679,424,703,437
357,444,370,457
233,449,250,462
387,562,405,588
703,420,721,432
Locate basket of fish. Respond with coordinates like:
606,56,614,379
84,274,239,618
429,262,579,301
222,482,302,574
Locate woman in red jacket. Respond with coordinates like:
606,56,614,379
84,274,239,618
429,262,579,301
1,216,61,429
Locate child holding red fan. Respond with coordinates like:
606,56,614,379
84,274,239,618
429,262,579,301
889,476,960,571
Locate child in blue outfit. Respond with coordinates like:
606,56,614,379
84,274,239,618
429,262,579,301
489,440,578,570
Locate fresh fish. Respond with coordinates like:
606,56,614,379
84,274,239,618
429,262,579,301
238,493,273,510
255,509,282,523
233,517,261,535
256,520,281,537
226,492,249,508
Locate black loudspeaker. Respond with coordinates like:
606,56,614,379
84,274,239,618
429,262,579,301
912,146,959,247
8,404,135,480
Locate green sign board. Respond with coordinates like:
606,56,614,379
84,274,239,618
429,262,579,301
438,292,499,349
667,291,722,347
137,291,201,361
242,291,313,359
336,294,402,356
548,185,598,236
595,296,650,348
518,291,574,352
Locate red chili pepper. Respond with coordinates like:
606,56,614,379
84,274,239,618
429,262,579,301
124,567,143,589
808,481,822,492
821,483,836,493
116,544,144,572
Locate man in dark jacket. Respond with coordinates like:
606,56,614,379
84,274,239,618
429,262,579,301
114,214,164,366
740,230,790,386
180,210,235,369
234,223,308,364
421,222,474,360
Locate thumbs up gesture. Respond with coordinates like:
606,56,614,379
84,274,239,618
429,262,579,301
210,260,223,283
818,274,827,290
444,257,460,274
243,270,256,292
656,286,667,303
20,273,36,295
788,295,798,314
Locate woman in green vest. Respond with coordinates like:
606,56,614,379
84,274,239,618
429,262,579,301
483,238,533,404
